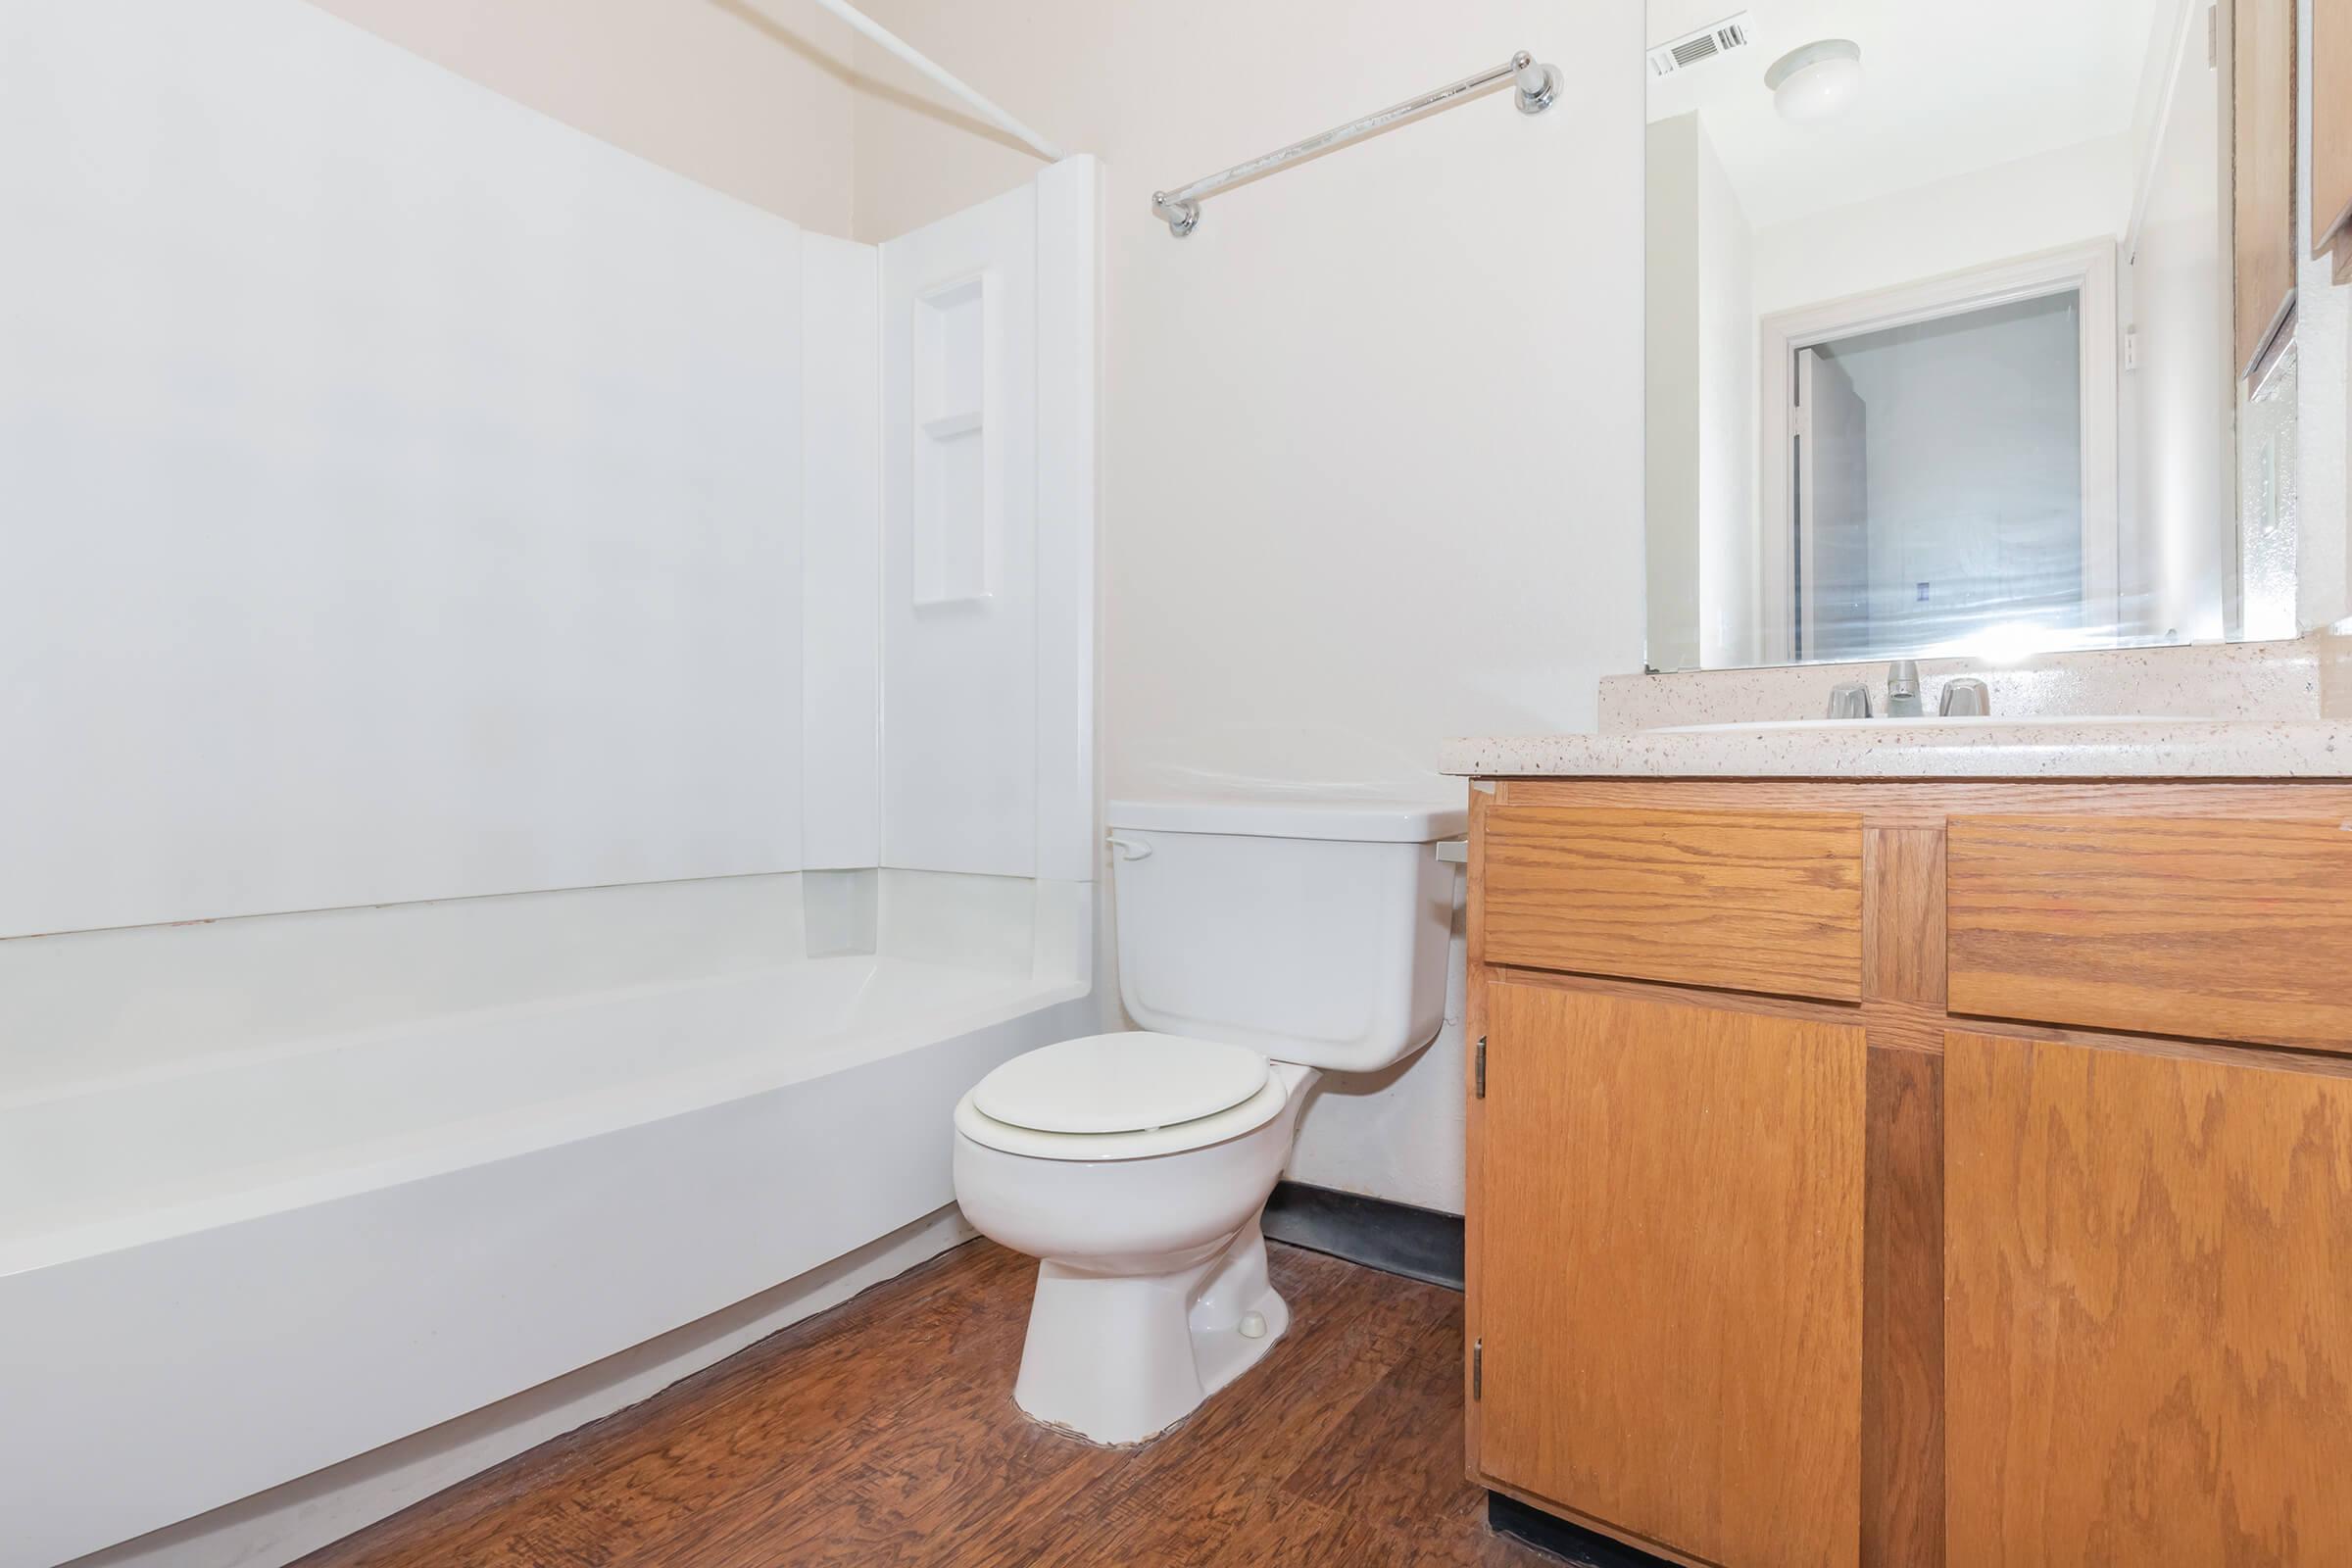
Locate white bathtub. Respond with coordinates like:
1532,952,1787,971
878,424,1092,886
0,872,1095,1568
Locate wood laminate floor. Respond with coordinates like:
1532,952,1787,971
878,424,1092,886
298,1238,1559,1567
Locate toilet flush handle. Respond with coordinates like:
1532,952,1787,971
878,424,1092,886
1106,835,1153,861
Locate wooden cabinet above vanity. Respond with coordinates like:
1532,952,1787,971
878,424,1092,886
1463,777,2352,1568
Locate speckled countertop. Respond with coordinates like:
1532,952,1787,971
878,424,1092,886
1439,718,2352,779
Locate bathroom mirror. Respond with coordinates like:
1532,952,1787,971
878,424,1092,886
1642,0,2338,671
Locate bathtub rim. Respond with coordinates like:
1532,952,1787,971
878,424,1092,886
1,973,1086,1277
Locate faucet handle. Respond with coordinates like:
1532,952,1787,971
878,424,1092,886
1826,681,1872,720
1938,677,1992,717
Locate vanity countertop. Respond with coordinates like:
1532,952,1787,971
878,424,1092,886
1440,717,2352,779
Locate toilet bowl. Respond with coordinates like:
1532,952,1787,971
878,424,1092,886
954,1037,1318,1444
952,798,1463,1445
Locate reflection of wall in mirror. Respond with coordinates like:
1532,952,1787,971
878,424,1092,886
2121,0,2229,643
1751,137,2135,318
1645,113,1756,670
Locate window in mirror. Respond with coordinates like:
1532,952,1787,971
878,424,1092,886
1769,264,2108,664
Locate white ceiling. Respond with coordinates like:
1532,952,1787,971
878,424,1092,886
1647,0,2180,228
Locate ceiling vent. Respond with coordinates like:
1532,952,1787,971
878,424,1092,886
1647,13,1755,77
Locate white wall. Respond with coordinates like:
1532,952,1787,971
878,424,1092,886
801,236,885,868
1752,134,2135,318
301,0,860,236
0,0,822,939
1647,112,1756,670
845,0,1646,1210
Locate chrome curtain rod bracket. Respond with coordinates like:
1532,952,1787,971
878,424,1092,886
1153,50,1559,237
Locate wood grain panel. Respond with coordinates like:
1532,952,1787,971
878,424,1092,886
1478,980,1865,1568
1945,1031,2352,1566
1864,1046,1944,1568
2235,0,2298,377
1482,806,1864,1001
1865,826,1947,1006
2222,1064,2352,1567
1946,1030,2229,1567
1948,814,2352,1052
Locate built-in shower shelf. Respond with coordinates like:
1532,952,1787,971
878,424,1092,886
921,410,983,440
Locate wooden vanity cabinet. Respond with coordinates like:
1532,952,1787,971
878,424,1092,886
1465,778,2352,1568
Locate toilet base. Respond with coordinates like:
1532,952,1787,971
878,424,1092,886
1010,1217,1290,1446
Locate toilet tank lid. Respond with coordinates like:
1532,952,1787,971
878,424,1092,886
1106,797,1467,843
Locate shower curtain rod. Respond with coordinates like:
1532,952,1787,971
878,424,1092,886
808,0,1064,163
1151,51,1559,237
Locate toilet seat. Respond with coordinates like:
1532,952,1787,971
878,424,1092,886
972,1032,1267,1134
956,1032,1290,1161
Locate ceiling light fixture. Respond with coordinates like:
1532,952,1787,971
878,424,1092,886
1763,38,1863,123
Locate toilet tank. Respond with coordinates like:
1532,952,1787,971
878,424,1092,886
1105,798,1465,1073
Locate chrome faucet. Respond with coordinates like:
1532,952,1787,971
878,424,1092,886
1827,663,1992,718
1884,661,1925,717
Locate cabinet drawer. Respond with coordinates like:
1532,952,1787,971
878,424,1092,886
1948,815,2352,1053
1481,806,1865,1001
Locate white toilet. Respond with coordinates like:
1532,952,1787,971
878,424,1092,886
952,798,1464,1445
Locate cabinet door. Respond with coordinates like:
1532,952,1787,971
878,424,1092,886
1478,980,1866,1568
1946,1031,2352,1566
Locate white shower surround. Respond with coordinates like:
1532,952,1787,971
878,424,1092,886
0,3,1101,1564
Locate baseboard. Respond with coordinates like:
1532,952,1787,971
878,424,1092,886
1488,1493,1679,1566
1259,1180,1464,1291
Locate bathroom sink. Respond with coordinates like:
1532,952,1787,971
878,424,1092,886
1650,715,2199,734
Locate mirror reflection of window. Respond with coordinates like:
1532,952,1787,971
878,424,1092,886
1794,292,2088,662
1642,0,2343,672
